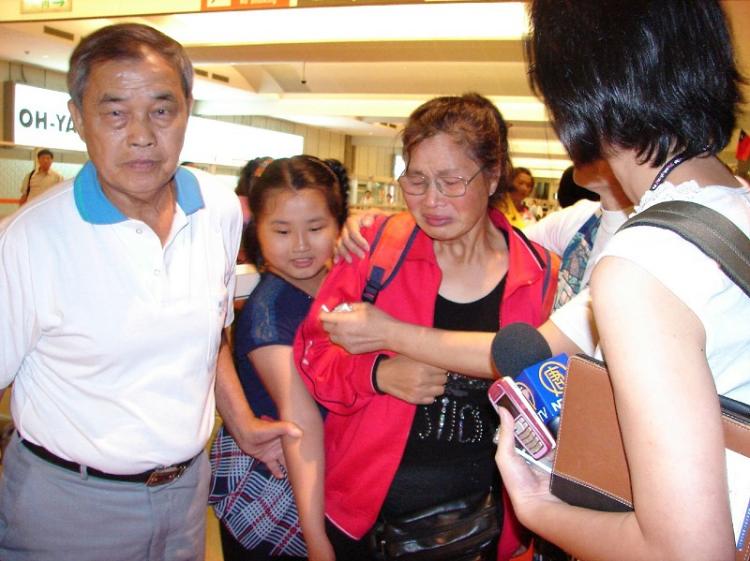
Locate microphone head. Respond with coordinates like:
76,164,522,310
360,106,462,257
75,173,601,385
491,322,552,378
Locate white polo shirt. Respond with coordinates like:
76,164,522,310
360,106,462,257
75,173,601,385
0,162,242,473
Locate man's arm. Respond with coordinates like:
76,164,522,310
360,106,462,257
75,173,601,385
214,331,301,478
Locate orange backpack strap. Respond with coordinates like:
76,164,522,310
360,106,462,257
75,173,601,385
362,213,420,304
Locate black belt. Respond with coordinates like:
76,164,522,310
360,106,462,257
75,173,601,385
21,439,195,487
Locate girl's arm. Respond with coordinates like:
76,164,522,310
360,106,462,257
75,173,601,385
250,345,334,561
496,256,734,561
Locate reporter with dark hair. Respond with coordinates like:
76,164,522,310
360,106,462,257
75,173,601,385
495,2,750,561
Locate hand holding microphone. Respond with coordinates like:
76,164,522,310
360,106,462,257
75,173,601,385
488,323,570,461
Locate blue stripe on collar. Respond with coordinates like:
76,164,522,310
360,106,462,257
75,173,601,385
174,166,205,215
74,162,205,224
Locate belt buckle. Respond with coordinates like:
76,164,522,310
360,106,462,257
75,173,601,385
146,464,186,487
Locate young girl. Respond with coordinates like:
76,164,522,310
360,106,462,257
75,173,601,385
210,156,347,561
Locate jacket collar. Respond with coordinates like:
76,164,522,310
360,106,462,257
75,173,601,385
403,208,548,297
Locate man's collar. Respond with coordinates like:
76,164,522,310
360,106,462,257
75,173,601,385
73,161,205,225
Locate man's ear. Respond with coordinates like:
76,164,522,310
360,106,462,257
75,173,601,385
186,96,194,116
68,99,86,143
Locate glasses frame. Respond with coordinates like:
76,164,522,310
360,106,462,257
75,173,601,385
397,167,485,198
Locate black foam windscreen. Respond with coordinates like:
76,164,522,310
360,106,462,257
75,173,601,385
491,322,552,378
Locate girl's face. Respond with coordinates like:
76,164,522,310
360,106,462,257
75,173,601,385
402,132,498,242
256,187,339,295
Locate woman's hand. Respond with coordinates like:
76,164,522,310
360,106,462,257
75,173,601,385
376,355,448,404
321,302,396,354
333,211,380,263
494,407,559,526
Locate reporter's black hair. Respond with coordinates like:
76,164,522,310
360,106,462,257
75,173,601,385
527,0,744,166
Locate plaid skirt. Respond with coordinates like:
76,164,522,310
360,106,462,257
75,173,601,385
208,425,307,557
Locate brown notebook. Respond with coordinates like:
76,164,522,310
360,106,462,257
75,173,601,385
551,354,750,561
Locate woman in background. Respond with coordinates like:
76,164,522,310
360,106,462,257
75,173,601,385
495,167,537,228
496,2,750,560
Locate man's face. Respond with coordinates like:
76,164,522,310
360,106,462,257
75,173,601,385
37,154,53,172
68,48,192,205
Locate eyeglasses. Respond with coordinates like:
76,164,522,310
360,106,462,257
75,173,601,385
397,167,484,198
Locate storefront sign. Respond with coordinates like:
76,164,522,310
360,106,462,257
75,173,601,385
5,82,86,151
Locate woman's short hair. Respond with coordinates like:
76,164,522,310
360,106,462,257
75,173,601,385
68,23,194,109
401,93,512,195
244,155,347,267
527,0,743,166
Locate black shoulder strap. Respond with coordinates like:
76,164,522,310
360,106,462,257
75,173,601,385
25,169,35,198
619,200,750,297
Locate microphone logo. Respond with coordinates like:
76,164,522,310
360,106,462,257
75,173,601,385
539,359,567,397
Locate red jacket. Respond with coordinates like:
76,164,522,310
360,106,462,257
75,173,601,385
293,209,558,558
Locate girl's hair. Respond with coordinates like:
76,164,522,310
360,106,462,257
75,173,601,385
527,0,744,166
243,155,347,267
401,93,512,197
235,157,273,198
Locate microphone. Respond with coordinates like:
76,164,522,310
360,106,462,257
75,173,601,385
491,323,552,378
491,323,569,437
514,354,569,437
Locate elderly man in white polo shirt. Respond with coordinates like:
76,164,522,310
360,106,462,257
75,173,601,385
0,23,300,561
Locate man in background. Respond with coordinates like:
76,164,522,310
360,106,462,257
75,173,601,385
18,148,64,205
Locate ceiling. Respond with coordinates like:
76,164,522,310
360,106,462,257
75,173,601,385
1,1,749,179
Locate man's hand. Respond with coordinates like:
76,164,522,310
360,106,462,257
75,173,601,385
376,356,448,405
321,302,398,354
234,416,302,479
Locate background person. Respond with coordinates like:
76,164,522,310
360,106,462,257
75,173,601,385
554,165,599,209
294,93,558,561
18,148,63,205
494,166,537,228
496,2,750,561
0,23,297,561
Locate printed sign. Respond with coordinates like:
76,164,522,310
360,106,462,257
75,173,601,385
7,82,86,151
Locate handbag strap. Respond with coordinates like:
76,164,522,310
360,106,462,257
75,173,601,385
619,200,750,298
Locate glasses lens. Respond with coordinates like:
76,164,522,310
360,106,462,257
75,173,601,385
436,176,466,197
399,174,428,194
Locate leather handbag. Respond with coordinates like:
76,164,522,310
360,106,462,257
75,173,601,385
370,490,500,561
550,200,750,561
551,354,750,560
